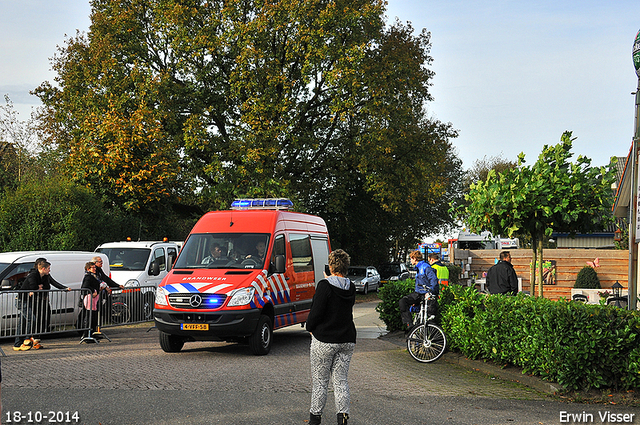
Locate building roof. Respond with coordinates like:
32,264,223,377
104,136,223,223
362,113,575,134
613,148,633,218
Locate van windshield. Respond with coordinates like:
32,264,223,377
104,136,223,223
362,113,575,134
96,248,151,271
174,233,271,270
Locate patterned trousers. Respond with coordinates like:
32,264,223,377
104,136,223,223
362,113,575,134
309,335,355,416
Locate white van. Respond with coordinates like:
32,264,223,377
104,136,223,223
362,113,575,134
95,241,179,288
0,251,109,333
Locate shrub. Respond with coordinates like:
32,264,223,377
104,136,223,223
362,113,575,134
445,263,461,284
438,285,640,391
574,266,601,289
375,279,414,332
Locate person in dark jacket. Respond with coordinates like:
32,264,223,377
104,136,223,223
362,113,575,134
91,256,124,290
486,251,519,295
306,249,356,425
80,262,103,338
13,260,52,351
32,258,71,337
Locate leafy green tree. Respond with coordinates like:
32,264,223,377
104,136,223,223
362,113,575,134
460,132,616,297
0,178,114,251
0,95,39,191
34,0,462,261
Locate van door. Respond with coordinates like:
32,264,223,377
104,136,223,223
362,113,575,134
310,236,330,285
289,233,316,304
147,247,167,287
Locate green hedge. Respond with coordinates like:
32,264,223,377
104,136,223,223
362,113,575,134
375,279,414,332
439,284,640,390
377,281,640,390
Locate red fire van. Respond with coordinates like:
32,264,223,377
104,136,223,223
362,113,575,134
153,198,330,355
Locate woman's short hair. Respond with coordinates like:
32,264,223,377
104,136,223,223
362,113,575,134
85,261,96,271
409,250,423,262
328,249,350,276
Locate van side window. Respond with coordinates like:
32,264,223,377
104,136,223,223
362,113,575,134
290,234,313,273
0,262,34,290
167,247,177,271
151,248,166,272
273,235,285,259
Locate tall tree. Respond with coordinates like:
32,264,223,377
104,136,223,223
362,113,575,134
35,0,462,261
460,132,617,296
0,96,39,190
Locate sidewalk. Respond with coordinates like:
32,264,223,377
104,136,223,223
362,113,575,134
357,300,563,395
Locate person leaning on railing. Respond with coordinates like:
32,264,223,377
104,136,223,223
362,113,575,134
13,260,52,351
80,262,103,338
91,256,124,290
33,257,71,336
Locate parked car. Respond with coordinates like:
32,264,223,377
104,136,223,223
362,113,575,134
378,262,410,286
347,266,380,294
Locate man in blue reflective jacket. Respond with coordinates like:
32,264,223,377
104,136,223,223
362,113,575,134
398,250,438,334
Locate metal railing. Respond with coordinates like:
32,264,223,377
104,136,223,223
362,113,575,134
0,286,156,341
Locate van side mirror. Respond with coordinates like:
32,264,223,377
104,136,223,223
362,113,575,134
150,261,160,276
272,255,285,274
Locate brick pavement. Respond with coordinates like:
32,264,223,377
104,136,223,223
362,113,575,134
2,304,638,425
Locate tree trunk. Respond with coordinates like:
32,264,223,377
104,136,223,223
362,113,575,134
537,238,544,298
530,235,537,295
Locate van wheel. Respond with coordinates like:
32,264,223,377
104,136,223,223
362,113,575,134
249,315,272,356
159,331,184,353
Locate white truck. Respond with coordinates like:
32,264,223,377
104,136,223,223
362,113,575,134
95,241,180,288
450,230,519,251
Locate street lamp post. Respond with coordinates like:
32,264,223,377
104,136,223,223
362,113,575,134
631,29,640,311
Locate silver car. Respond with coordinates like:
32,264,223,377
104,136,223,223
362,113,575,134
347,266,381,294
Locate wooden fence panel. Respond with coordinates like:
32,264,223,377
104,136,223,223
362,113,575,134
458,249,628,301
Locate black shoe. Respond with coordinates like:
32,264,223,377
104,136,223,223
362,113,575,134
337,413,349,425
309,413,321,425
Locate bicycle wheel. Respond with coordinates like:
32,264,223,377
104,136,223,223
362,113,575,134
110,302,131,325
407,323,447,363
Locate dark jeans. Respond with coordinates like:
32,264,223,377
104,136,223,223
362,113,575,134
14,295,35,346
79,308,99,335
399,292,438,327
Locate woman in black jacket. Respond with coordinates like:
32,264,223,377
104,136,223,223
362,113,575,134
80,262,102,337
305,249,356,425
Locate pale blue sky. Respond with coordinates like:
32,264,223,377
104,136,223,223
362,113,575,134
1,0,639,170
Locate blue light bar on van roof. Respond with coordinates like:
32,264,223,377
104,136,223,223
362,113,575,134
230,198,293,210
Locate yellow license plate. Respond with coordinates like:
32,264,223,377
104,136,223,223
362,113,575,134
181,323,209,331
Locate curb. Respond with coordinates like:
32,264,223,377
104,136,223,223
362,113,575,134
380,330,562,395
442,352,563,395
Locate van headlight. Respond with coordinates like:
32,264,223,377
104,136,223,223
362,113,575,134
227,287,255,307
155,286,169,306
125,279,140,287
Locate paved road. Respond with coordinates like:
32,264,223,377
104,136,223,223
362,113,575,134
1,302,637,425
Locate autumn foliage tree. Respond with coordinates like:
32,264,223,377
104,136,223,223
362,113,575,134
34,0,462,262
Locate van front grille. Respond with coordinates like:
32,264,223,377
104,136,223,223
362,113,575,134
168,293,226,309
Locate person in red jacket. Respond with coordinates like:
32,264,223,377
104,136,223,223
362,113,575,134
305,249,356,425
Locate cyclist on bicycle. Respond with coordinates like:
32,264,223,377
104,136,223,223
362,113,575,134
399,250,438,334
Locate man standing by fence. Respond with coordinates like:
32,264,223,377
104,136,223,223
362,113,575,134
486,251,518,295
